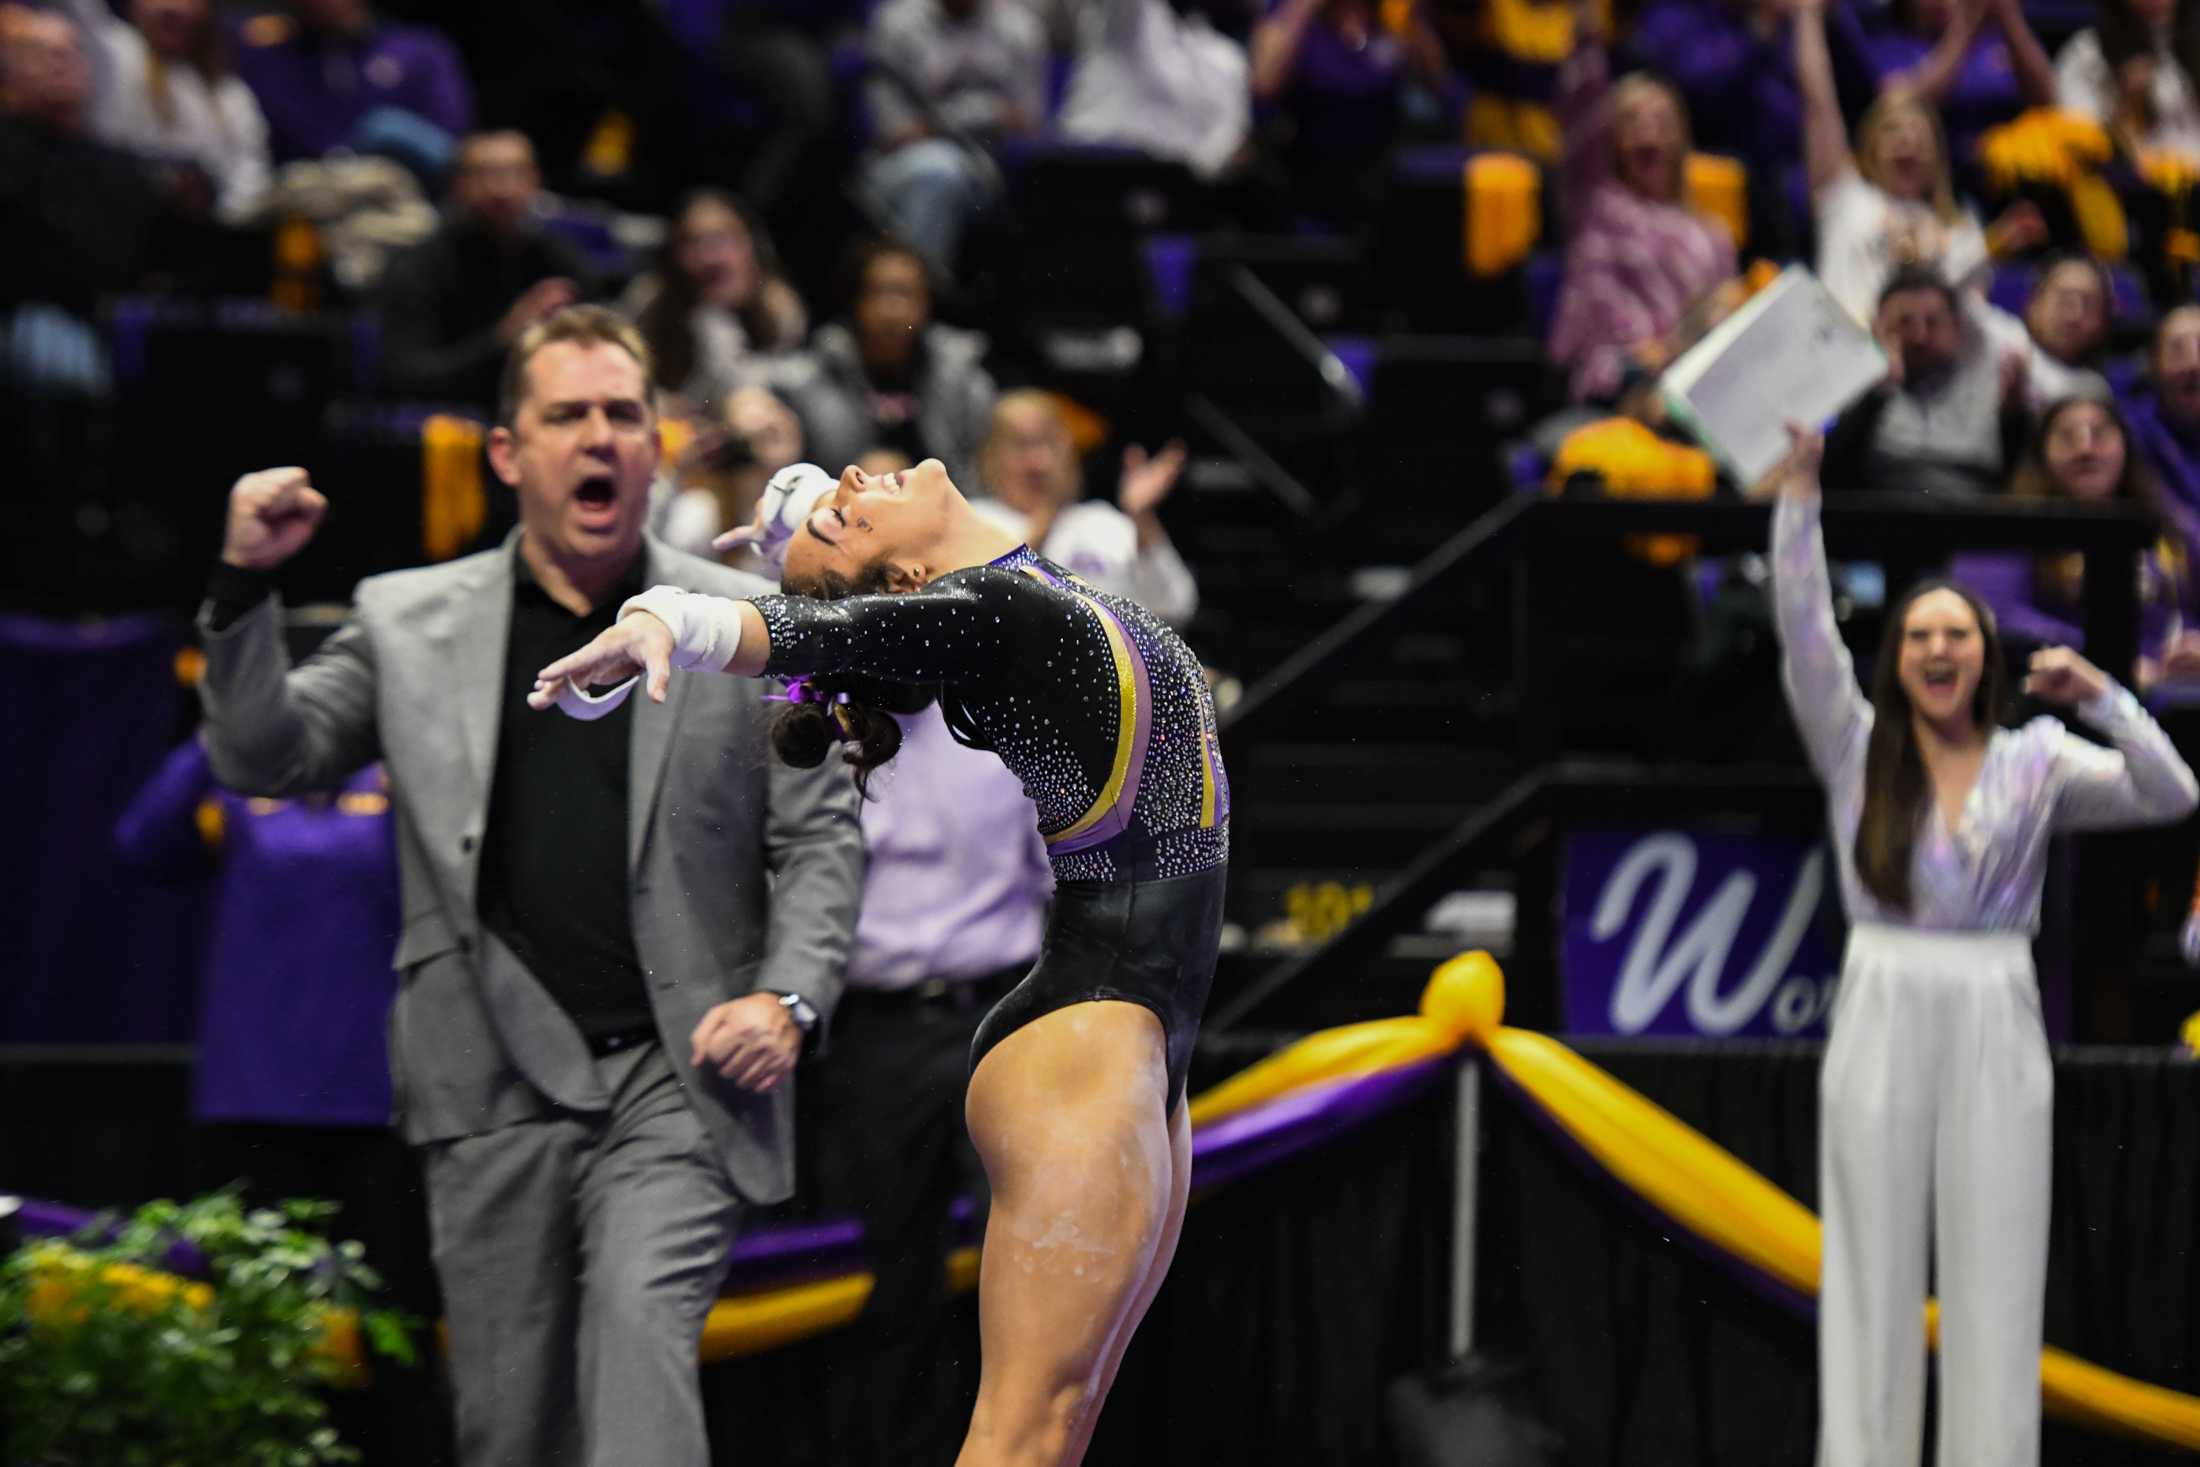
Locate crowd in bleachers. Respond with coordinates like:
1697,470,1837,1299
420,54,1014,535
15,0,2200,690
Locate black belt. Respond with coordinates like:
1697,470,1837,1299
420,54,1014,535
843,964,1026,1013
584,1023,658,1057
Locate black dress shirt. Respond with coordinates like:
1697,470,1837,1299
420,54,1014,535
476,550,654,1040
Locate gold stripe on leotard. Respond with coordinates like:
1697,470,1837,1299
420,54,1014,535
1019,566,1139,848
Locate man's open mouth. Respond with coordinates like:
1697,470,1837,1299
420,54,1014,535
576,475,617,508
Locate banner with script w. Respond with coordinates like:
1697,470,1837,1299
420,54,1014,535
1561,827,1842,1039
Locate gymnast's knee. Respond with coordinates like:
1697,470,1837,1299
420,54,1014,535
965,1379,1090,1467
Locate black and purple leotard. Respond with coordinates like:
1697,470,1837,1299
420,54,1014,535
752,544,1229,1109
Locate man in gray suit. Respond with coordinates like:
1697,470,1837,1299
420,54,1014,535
195,305,864,1467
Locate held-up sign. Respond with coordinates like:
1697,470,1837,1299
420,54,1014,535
1560,827,1842,1039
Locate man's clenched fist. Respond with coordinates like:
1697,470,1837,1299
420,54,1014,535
222,467,329,570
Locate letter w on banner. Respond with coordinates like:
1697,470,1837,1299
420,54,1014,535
1560,828,1842,1039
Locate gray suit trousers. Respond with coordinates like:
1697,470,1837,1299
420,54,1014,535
423,1043,743,1467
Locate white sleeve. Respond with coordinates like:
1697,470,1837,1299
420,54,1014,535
1770,489,1873,783
213,78,274,222
2055,31,2114,123
620,586,749,672
1127,538,1198,626
2050,685,2200,830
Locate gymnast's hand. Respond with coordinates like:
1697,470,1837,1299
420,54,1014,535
691,993,802,1093
2022,646,2109,706
526,612,676,711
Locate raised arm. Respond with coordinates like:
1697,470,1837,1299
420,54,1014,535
1986,0,2058,108
1250,0,1323,104
528,569,1048,711
1555,0,1614,229
1769,431,1873,780
197,470,382,796
1881,0,1984,105
1794,0,1857,195
2029,651,2200,829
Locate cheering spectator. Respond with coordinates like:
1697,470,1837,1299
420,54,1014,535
861,0,1046,274
1056,0,1253,180
623,189,808,412
1977,253,2112,409
1248,0,1451,226
231,0,471,176
2056,0,2200,159
377,128,595,409
973,390,1198,624
1824,266,2031,496
1862,0,2057,178
56,0,270,220
1547,0,1736,403
658,384,808,563
770,238,997,484
1795,0,2040,324
2126,304,2200,530
1952,396,2200,685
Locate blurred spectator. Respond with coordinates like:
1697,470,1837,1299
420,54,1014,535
1951,395,2200,685
114,736,399,1127
1977,252,2112,408
715,8,837,269
231,0,471,177
57,0,271,220
1824,266,2031,495
1862,0,2056,178
658,383,807,562
1625,0,1878,252
1248,0,1450,226
2126,304,2200,527
2056,0,2200,159
1547,0,1736,403
1057,0,1254,179
856,444,918,476
973,389,1199,623
377,128,595,408
1796,0,2039,323
623,189,807,412
0,5,175,389
771,238,997,483
861,0,1046,275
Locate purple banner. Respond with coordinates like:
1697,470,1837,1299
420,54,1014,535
1561,827,1842,1039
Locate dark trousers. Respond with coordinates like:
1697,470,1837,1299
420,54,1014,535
799,966,1024,1467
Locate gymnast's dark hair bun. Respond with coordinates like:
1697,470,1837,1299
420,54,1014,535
768,676,936,799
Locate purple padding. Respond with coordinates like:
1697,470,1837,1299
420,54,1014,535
1394,144,1471,182
1145,235,1197,322
1526,250,1564,340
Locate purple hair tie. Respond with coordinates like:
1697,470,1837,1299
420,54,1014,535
765,677,858,741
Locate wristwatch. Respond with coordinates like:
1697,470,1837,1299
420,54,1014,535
774,991,819,1034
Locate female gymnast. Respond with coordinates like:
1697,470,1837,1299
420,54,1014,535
1770,425,2196,1466
527,457,1229,1467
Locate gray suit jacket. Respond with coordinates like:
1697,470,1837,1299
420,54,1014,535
196,534,864,1206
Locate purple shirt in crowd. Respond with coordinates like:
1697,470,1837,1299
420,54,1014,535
846,704,1054,990
115,739,399,1126
1266,4,1410,164
2126,393,2200,538
230,13,473,164
1950,543,2192,667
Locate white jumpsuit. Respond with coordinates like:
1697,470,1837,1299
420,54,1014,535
1770,488,2199,1467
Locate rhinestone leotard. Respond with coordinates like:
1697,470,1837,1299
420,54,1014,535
751,545,1230,883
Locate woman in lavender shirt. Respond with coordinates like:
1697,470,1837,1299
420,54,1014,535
1770,424,2196,1467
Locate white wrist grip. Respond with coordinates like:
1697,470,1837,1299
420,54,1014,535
620,585,745,671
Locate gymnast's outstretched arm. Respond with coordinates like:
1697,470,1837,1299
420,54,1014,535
525,570,1044,714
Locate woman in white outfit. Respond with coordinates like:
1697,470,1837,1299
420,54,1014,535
1769,425,2198,1467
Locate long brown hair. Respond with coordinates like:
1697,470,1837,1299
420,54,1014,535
769,563,936,797
2008,395,2175,605
1854,579,2008,911
1855,94,1962,224
634,190,794,399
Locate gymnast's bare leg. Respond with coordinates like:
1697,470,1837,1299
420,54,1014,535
954,1001,1194,1467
